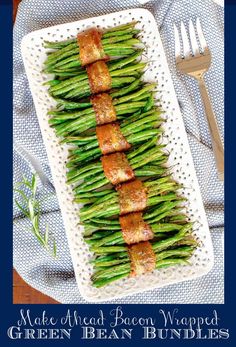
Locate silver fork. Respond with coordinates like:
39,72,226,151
174,18,224,181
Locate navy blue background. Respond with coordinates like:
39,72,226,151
0,1,235,345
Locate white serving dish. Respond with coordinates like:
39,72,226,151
21,8,214,302
213,0,224,6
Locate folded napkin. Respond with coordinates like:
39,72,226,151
13,0,224,304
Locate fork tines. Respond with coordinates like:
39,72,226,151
174,18,208,59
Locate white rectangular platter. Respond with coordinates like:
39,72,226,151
21,8,214,302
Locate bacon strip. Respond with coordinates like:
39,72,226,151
96,123,131,155
91,94,116,125
117,179,148,215
120,212,154,245
101,153,135,185
128,241,156,277
77,28,107,66
87,61,112,94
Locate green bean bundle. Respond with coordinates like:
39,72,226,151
44,23,142,74
65,109,163,165
49,84,156,137
91,226,196,287
67,137,168,192
83,201,190,236
79,176,181,221
86,219,194,252
53,77,142,111
46,52,146,103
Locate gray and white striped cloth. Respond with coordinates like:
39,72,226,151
13,0,224,304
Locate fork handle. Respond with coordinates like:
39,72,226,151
198,78,224,181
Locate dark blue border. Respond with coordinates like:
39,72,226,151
0,1,235,346
0,1,13,303
225,3,236,319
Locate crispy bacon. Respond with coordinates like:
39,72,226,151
128,241,156,277
101,152,135,185
96,123,131,155
117,179,148,215
91,93,116,125
77,28,107,66
87,61,112,94
120,212,154,245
